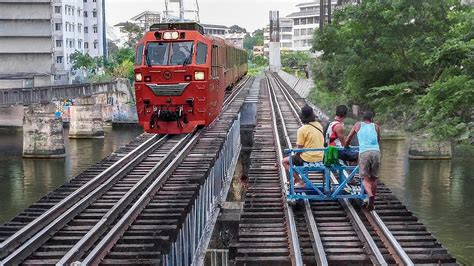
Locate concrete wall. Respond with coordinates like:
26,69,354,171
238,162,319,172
0,106,24,127
0,2,51,20
0,20,52,36
0,54,53,74
0,0,53,87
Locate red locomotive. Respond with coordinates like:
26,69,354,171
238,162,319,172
134,22,248,134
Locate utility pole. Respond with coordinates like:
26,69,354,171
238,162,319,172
327,0,332,24
319,0,325,30
179,0,184,21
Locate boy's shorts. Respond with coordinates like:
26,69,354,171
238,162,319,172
359,150,380,178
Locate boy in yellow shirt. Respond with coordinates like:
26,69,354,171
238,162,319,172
282,105,325,187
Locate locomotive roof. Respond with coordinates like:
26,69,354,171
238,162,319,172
149,22,204,34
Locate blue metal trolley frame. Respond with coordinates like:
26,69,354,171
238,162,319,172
284,148,366,201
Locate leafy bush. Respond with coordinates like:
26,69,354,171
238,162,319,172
311,0,474,141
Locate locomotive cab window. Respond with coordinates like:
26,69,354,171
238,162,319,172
196,42,207,65
135,44,144,66
146,41,194,66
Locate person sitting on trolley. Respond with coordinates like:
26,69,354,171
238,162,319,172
282,104,325,188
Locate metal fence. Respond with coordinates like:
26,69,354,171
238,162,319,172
163,115,241,266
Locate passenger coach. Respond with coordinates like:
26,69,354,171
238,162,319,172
134,22,247,134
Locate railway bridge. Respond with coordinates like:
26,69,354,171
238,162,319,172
0,73,457,265
0,79,137,158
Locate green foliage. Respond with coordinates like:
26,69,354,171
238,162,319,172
120,22,143,48
251,55,268,67
247,66,265,77
229,25,247,33
243,29,264,51
281,51,311,69
312,0,474,140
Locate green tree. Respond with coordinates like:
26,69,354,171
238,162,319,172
312,0,474,140
229,25,247,33
120,22,143,48
70,51,99,77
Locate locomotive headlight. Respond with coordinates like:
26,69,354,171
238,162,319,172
194,71,205,81
163,31,179,40
135,73,143,82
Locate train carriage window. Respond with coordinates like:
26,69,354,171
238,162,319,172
135,44,144,65
211,45,218,77
196,42,208,65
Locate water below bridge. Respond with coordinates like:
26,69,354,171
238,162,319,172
0,129,472,264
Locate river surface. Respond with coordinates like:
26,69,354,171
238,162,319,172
0,126,143,225
0,130,472,264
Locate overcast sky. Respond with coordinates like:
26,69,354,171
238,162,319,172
106,0,302,32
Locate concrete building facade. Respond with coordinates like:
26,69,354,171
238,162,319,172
0,0,54,88
0,0,106,88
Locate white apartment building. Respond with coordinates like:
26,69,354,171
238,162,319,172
202,24,229,38
225,32,246,48
52,0,105,83
288,0,361,51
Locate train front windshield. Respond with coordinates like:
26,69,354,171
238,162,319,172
146,41,194,66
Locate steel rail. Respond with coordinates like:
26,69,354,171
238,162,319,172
57,133,193,265
269,71,399,265
265,73,304,266
222,76,251,109
80,129,204,265
1,134,170,265
274,69,387,264
303,195,328,266
266,71,326,265
364,209,414,266
0,134,164,258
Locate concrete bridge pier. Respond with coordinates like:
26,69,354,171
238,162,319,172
23,103,65,158
69,97,104,138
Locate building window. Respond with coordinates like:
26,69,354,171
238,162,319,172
78,9,81,16
84,42,89,49
84,27,88,33
294,29,299,36
84,11,88,17
56,56,63,64
78,40,82,49
78,24,82,33
93,10,97,18
93,0,96,2
84,0,87,2
308,17,314,24
55,23,61,31
93,41,98,49
294,19,300,25
54,6,61,13
56,40,62,47
93,26,98,33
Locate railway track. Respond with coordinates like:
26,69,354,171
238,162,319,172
0,76,252,265
234,71,456,265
